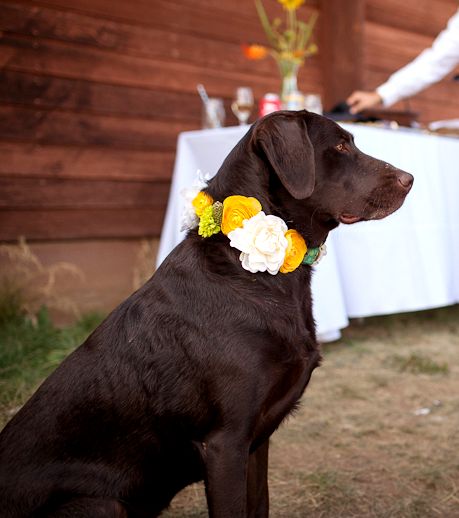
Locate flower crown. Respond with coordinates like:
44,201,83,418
183,189,326,275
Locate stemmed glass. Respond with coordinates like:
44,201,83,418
231,87,254,125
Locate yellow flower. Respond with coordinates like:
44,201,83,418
192,191,213,217
280,229,307,273
278,0,305,11
221,195,262,235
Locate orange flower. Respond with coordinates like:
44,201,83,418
192,191,213,217
242,44,269,60
221,195,262,235
280,229,307,273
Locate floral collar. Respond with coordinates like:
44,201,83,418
182,184,326,275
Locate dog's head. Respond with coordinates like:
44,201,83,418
250,110,413,236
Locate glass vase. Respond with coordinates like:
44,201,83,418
278,60,304,110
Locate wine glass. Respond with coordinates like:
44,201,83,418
231,87,254,125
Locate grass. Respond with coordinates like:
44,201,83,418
1,303,459,517
389,353,449,375
0,304,103,428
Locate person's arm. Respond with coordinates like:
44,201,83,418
347,9,459,113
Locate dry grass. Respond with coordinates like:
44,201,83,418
162,306,459,517
0,238,84,320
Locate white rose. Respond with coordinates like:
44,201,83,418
180,170,212,231
228,212,288,275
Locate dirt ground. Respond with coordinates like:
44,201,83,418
162,306,459,518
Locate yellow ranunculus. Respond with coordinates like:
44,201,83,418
278,0,305,11
221,195,262,235
280,229,307,273
192,191,213,217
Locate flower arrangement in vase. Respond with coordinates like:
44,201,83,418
243,0,318,109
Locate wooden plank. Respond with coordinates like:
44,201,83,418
0,34,322,98
168,0,319,18
366,0,458,37
0,67,321,128
0,207,166,240
0,69,318,125
0,70,202,122
28,0,274,43
0,1,286,77
0,141,175,181
320,0,364,109
364,22,437,73
0,177,170,209
0,105,195,151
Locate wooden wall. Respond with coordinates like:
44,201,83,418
0,0,320,242
0,0,458,244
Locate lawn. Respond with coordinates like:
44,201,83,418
1,304,458,517
0,305,102,428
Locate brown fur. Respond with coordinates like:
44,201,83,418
0,111,412,517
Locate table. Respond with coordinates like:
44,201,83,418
157,123,459,341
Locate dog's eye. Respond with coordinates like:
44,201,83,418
335,142,349,153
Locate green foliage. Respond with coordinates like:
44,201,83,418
0,301,103,428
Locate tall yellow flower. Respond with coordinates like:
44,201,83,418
221,195,262,235
280,229,307,273
278,0,305,11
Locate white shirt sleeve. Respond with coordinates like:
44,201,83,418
376,9,459,107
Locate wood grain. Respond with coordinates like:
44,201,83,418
320,0,364,109
0,141,175,181
366,0,458,37
0,208,166,240
24,0,282,43
0,177,170,209
0,105,195,151
0,34,322,98
0,1,290,76
0,70,202,122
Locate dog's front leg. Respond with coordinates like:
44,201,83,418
204,431,249,517
247,440,269,518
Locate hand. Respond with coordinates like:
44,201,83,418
346,91,383,114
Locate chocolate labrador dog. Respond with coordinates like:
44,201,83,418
0,111,412,517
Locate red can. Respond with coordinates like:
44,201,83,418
259,93,281,118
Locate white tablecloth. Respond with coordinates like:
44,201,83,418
157,124,459,341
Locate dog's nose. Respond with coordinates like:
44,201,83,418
396,171,414,190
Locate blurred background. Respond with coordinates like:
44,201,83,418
1,0,458,318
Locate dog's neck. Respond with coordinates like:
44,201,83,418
207,145,336,250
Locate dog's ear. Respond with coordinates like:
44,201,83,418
254,113,315,199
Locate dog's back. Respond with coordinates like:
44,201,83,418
0,111,412,517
